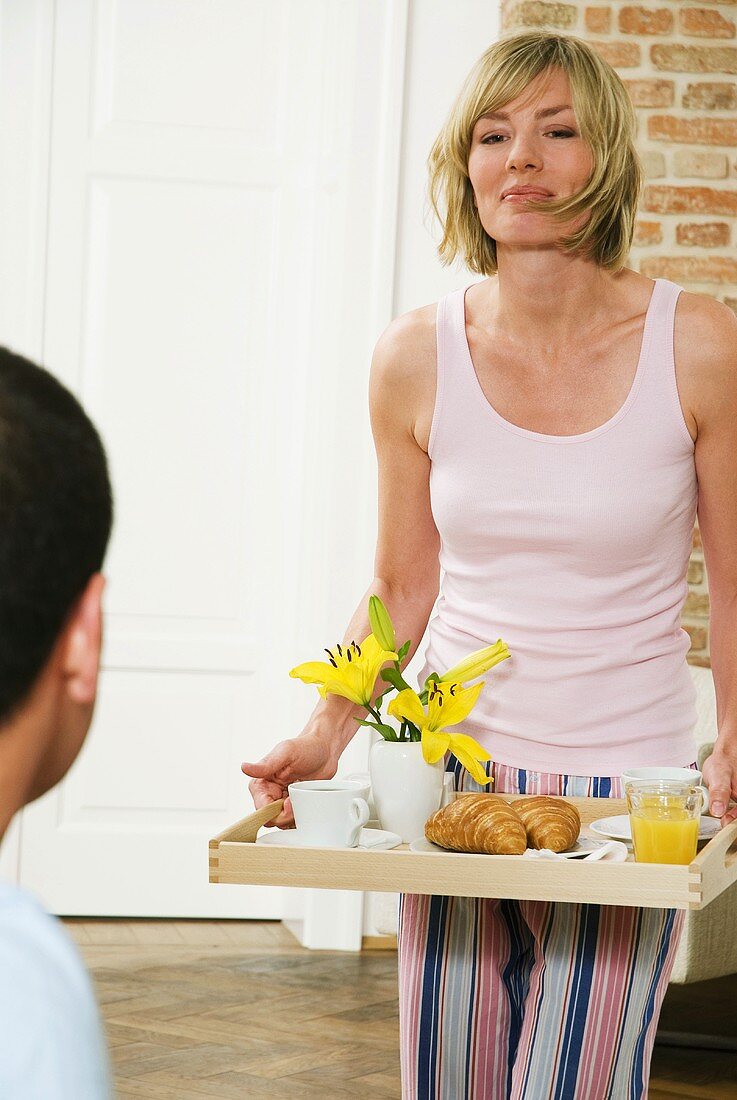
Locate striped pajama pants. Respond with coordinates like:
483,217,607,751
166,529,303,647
397,756,688,1100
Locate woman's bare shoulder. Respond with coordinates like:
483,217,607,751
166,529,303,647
371,302,439,454
373,302,437,376
674,290,737,439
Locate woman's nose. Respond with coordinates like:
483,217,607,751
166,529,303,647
505,135,542,172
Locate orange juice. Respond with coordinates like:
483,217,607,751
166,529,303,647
630,802,699,864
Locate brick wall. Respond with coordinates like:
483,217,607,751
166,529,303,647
499,0,737,667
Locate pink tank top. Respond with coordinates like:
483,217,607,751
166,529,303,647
418,277,698,775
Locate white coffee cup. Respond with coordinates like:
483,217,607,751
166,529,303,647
343,772,377,818
288,779,371,847
621,767,709,814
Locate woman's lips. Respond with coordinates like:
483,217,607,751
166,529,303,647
502,191,552,203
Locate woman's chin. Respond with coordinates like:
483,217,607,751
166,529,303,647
494,235,565,252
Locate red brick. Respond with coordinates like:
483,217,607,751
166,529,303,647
643,184,737,215
684,624,708,651
676,222,731,246
648,115,737,145
651,44,737,73
688,559,704,585
673,150,729,178
692,526,702,551
502,1,578,29
640,255,737,283
684,591,710,616
588,41,641,67
585,7,611,33
680,8,736,38
619,6,673,34
634,220,664,246
624,78,674,106
682,81,737,109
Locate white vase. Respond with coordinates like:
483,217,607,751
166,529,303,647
369,739,445,843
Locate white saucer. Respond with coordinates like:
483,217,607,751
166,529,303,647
590,814,720,842
408,836,607,858
256,827,401,851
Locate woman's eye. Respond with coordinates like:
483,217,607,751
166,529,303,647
480,129,575,144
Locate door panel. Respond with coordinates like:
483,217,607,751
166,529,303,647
15,0,405,917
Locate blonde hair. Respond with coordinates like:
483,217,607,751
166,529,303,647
427,31,642,274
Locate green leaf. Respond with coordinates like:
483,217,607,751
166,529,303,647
355,718,399,741
397,639,411,663
381,666,412,693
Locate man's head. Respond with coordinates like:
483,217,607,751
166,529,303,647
0,346,112,807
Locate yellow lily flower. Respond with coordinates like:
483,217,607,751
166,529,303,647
290,634,398,708
388,683,492,786
439,639,511,684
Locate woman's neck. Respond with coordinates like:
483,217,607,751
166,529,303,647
490,248,622,351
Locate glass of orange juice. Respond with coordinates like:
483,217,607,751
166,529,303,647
625,781,706,865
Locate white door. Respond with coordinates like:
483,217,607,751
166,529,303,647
6,0,405,917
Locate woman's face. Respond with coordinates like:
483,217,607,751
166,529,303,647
467,67,594,250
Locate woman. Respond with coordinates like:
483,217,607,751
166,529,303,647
243,31,737,1099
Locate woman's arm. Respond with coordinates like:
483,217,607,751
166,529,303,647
684,295,737,824
304,312,441,749
243,313,441,824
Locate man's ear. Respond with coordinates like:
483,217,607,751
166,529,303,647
62,573,105,705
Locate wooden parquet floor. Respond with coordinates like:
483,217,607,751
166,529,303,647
63,919,737,1099
65,919,400,1099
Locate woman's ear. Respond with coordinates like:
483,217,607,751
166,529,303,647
62,573,105,705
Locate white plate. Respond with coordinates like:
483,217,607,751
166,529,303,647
409,837,485,855
590,814,720,842
256,827,401,851
408,835,608,858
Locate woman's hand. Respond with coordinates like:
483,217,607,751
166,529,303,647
702,743,737,826
241,729,339,828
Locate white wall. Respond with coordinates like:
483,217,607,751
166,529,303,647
395,1,501,316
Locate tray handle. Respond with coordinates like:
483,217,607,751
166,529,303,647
210,799,285,846
691,818,737,877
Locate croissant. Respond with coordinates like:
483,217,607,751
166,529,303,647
511,796,580,852
425,794,527,855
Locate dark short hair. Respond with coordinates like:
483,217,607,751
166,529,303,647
0,346,113,722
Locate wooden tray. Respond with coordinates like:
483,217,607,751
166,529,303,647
209,794,737,911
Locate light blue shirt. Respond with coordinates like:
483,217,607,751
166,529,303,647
0,880,111,1098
